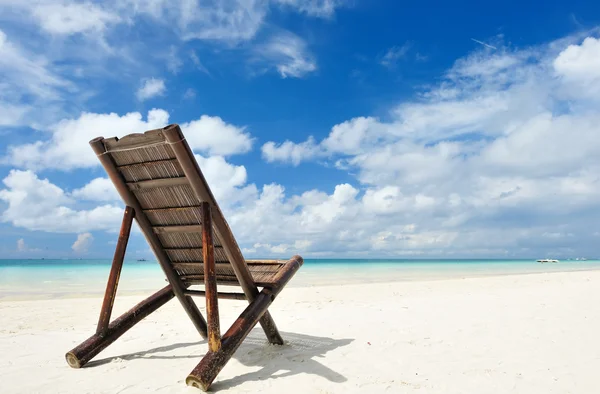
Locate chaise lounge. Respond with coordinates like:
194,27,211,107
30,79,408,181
64,124,303,391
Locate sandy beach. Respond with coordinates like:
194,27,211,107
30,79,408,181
1,270,599,393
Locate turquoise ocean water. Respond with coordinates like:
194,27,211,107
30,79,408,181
2,258,600,300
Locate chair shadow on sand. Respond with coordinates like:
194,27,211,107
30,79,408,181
87,330,353,390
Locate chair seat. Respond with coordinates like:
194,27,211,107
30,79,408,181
177,260,296,288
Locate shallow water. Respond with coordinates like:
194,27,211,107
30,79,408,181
2,258,600,300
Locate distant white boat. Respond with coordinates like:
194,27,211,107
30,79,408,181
537,259,559,263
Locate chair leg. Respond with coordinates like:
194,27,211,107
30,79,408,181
65,285,175,368
65,207,178,369
258,311,284,345
201,202,221,352
186,289,275,391
97,206,135,334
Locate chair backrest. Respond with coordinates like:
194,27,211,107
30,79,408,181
91,124,259,292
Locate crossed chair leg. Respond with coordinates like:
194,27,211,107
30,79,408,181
65,204,301,392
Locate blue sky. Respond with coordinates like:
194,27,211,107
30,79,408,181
1,0,600,259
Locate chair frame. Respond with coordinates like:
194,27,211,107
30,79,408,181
64,125,303,391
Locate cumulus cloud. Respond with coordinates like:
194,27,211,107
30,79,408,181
3,109,252,170
0,154,255,234
16,238,42,253
0,170,123,233
72,233,93,253
136,78,166,101
183,116,253,156
71,178,120,202
553,36,600,99
3,109,169,170
554,37,600,80
262,137,321,165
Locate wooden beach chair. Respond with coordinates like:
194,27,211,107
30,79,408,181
64,124,303,391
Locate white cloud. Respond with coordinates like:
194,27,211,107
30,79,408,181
72,178,120,202
4,109,170,170
244,239,313,255
183,115,253,156
0,102,30,127
72,232,93,253
260,117,389,165
255,31,317,78
136,78,166,101
15,238,42,253
3,108,253,170
553,36,600,99
193,153,257,208
554,37,600,80
5,0,348,45
0,170,123,233
31,2,119,35
0,159,253,234
118,0,268,43
262,136,321,165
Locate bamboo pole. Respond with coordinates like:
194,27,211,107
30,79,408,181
89,137,208,339
97,206,135,334
201,202,221,352
66,285,175,368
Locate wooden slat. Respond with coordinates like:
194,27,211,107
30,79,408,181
182,277,241,287
153,225,202,234
173,262,235,269
180,275,276,287
165,247,223,251
104,130,165,151
116,158,178,170
143,206,201,213
127,177,189,190
183,290,246,300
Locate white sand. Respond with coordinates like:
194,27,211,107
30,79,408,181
1,271,599,393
